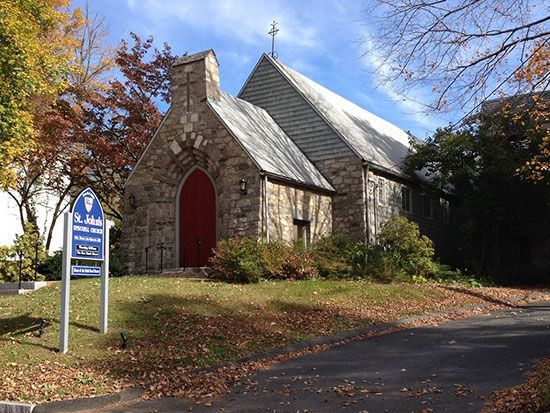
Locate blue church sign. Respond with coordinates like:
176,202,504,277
60,186,111,353
70,188,104,261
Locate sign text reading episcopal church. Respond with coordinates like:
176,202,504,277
60,188,112,354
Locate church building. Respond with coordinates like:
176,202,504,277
122,50,451,273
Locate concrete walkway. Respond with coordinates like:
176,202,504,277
94,301,550,412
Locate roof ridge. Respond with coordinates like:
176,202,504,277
260,54,363,161
261,54,414,176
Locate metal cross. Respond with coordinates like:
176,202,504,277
268,20,279,59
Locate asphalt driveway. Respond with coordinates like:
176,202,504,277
94,301,550,412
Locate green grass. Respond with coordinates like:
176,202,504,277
0,276,493,402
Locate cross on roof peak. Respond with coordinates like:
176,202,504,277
268,20,279,59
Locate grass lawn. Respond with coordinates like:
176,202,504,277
0,276,546,403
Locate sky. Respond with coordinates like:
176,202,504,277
1,0,458,250
74,0,456,139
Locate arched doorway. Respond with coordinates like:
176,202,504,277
179,169,216,267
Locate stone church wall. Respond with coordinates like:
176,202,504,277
315,156,367,241
266,180,332,244
368,171,452,256
122,52,262,273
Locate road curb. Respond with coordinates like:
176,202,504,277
0,402,35,413
31,387,143,413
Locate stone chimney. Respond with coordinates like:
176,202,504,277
171,49,220,112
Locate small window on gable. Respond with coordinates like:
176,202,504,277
293,219,310,248
401,187,412,213
440,198,450,224
423,195,433,219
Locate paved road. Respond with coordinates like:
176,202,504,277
99,301,550,412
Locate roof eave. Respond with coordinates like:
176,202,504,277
261,171,335,194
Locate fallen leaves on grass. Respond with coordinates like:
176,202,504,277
0,283,547,405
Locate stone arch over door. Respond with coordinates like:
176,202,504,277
176,167,217,267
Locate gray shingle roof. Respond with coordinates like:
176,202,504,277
267,55,414,175
208,92,334,191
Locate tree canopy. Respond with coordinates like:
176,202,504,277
0,0,81,185
404,97,550,278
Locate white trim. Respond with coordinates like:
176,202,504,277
174,166,218,268
263,175,269,241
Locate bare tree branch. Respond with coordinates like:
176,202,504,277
362,0,549,113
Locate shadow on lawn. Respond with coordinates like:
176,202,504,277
89,292,373,384
0,313,45,336
440,285,526,308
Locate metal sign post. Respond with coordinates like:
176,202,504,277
100,221,111,334
59,188,111,354
60,211,73,354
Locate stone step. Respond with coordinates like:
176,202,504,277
150,267,213,279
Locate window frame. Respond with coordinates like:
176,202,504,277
423,195,434,219
401,186,412,213
293,218,311,248
440,197,450,224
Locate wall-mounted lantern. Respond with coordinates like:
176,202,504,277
128,194,136,209
239,178,248,195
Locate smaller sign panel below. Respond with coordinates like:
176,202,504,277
71,265,101,277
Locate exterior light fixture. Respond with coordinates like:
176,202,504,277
239,178,248,195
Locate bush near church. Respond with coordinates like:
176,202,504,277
209,215,447,284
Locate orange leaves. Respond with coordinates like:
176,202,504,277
483,357,550,412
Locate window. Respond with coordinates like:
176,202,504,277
293,219,310,248
401,187,412,213
423,195,433,219
378,180,385,205
440,198,450,224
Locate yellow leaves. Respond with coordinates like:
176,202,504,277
0,0,82,184
513,41,549,86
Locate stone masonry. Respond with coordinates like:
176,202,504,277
122,51,262,273
267,180,332,244
122,51,335,272
315,156,367,241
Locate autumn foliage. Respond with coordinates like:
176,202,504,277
0,0,82,184
42,33,176,219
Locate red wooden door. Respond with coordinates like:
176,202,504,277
179,169,216,267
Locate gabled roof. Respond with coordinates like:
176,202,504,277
262,54,414,175
208,92,334,192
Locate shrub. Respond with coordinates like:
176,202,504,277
209,238,319,283
377,215,438,279
310,236,367,278
258,241,293,279
365,244,405,282
0,224,47,282
37,250,63,280
209,238,263,283
283,252,319,280
0,246,17,283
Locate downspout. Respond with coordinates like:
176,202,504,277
263,174,270,242
363,164,371,244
